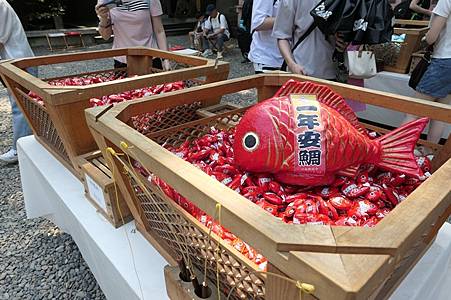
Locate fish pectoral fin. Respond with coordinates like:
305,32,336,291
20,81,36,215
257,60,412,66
336,165,360,178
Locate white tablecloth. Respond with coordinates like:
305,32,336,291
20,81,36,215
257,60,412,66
17,136,168,300
17,136,451,300
363,71,450,137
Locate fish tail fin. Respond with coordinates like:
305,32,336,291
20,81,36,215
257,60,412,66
376,118,429,176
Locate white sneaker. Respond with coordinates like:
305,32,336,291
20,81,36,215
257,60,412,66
202,49,213,57
217,51,223,59
0,149,18,164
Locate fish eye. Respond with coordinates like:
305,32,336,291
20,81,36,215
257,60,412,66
242,132,259,152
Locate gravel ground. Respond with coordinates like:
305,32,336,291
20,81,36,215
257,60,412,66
0,35,253,300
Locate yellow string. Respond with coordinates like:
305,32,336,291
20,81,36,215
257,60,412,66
215,203,222,300
106,147,145,300
112,142,194,276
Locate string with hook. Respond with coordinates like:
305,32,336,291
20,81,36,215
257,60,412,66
108,144,195,277
105,149,145,300
201,203,223,299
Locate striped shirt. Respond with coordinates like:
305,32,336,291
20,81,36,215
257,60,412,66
118,0,150,12
98,0,163,63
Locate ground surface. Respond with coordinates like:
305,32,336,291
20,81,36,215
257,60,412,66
0,36,253,300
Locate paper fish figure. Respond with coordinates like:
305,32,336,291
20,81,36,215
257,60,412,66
233,80,428,186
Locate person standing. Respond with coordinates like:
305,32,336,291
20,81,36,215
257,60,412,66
0,0,35,164
272,0,346,80
405,0,451,150
202,4,230,59
95,0,170,70
248,0,283,73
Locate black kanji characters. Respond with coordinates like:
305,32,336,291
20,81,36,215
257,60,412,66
297,131,321,149
297,114,320,130
298,150,322,166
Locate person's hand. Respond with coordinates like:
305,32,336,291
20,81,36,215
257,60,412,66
163,59,171,71
95,4,110,22
335,33,348,52
288,62,306,75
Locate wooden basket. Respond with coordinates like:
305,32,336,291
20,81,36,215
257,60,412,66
371,20,428,74
76,151,133,228
86,74,451,300
0,47,229,177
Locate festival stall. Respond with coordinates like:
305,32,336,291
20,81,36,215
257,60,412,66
0,48,229,227
85,74,451,300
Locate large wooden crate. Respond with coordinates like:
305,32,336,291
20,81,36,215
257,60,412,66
371,20,428,74
86,74,451,300
0,47,229,177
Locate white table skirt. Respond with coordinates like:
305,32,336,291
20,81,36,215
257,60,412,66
362,71,450,138
17,136,168,300
17,136,451,300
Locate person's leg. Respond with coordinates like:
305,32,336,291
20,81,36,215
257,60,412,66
189,31,195,49
9,93,32,151
152,58,163,70
428,94,451,144
201,35,213,57
215,33,225,52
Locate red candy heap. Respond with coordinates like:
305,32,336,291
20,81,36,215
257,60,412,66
28,74,185,107
137,127,431,270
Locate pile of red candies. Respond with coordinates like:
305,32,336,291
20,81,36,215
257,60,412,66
28,74,185,107
136,127,431,270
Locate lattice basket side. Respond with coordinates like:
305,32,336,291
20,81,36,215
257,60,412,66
127,172,265,300
14,87,71,165
130,101,204,136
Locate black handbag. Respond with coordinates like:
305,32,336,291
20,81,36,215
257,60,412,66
409,46,433,90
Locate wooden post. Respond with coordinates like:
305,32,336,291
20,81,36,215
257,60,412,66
127,54,152,76
257,85,279,103
432,134,451,172
202,64,230,106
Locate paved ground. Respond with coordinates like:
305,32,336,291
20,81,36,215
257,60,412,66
0,35,253,300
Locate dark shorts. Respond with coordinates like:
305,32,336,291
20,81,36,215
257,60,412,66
416,58,451,99
114,58,163,71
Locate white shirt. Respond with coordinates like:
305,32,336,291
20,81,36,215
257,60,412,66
204,12,230,38
272,0,335,79
432,0,451,59
0,0,34,60
249,0,283,68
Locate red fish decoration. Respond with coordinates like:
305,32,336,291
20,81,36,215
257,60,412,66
233,80,429,186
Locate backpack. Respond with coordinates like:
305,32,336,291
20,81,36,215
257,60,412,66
310,0,394,45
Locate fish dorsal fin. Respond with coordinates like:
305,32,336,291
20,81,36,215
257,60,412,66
274,80,367,135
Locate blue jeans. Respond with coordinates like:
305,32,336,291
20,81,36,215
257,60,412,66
8,67,37,150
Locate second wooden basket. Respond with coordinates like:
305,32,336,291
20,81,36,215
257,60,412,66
87,74,450,300
0,47,229,178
